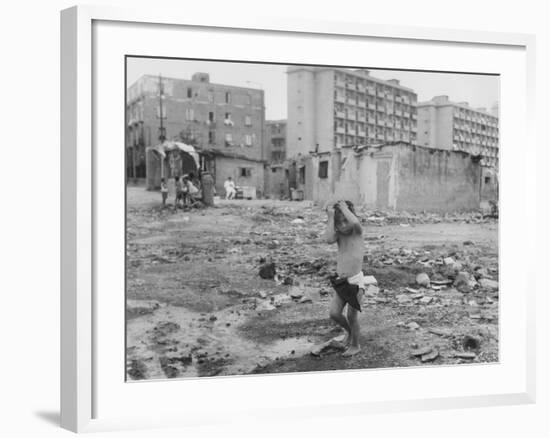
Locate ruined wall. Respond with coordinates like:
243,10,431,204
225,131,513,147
395,146,481,212
213,156,265,198
264,166,288,199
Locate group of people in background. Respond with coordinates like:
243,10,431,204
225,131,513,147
160,171,215,209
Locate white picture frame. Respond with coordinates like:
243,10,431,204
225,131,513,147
60,5,536,433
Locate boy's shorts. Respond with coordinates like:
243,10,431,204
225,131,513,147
330,275,362,311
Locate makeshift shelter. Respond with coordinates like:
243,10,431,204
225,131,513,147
146,141,200,190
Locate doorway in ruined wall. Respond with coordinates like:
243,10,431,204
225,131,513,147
376,160,391,209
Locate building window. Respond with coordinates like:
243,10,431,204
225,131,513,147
239,167,252,177
208,91,214,103
224,113,234,126
225,91,231,103
225,133,233,147
245,134,252,146
246,94,252,105
485,176,491,184
185,108,194,121
299,166,306,185
187,87,193,98
245,115,252,126
208,131,215,144
208,111,215,123
319,161,329,179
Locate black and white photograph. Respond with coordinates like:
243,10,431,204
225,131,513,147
125,57,499,381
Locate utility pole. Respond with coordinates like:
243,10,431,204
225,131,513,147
158,74,166,143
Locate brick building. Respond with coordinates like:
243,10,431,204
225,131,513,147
126,73,266,193
286,66,418,159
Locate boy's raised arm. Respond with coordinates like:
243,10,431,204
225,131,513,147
324,203,337,243
337,200,362,234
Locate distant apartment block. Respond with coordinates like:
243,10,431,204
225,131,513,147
126,73,266,178
417,95,499,168
286,66,418,158
265,120,286,163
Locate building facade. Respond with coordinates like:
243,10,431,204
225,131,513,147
265,120,287,163
126,73,266,180
286,67,418,158
417,95,499,168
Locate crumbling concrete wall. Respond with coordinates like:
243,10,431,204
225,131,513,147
330,144,482,212
394,146,481,212
264,166,288,199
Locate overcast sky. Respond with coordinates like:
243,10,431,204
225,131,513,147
127,57,499,120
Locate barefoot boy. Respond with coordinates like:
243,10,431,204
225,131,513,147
324,200,366,357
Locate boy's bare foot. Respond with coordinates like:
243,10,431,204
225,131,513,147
342,345,361,357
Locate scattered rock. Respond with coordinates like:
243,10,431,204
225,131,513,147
453,271,471,291
407,321,420,330
291,218,305,224
396,294,412,304
421,350,439,362
479,278,498,290
419,296,433,304
209,315,217,322
416,273,430,287
259,262,276,279
454,352,476,359
290,287,304,299
411,346,433,357
299,296,313,304
428,328,452,337
443,257,455,265
364,285,380,297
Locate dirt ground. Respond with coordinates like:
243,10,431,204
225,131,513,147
126,186,499,381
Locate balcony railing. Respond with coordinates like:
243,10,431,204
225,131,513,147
367,87,376,95
336,126,346,134
335,94,345,103
335,111,346,118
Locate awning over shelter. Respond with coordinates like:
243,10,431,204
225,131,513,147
146,141,200,168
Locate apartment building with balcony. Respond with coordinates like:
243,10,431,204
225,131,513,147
265,120,287,163
126,73,266,183
286,66,418,158
417,95,499,168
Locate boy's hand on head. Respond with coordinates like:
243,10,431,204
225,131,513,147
336,200,349,212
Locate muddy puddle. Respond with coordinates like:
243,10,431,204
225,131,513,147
126,301,317,380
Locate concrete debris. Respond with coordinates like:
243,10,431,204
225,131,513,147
411,346,433,357
259,262,276,279
454,352,476,359
428,328,452,337
479,278,498,290
419,296,433,304
416,273,431,287
407,321,421,330
421,350,439,362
